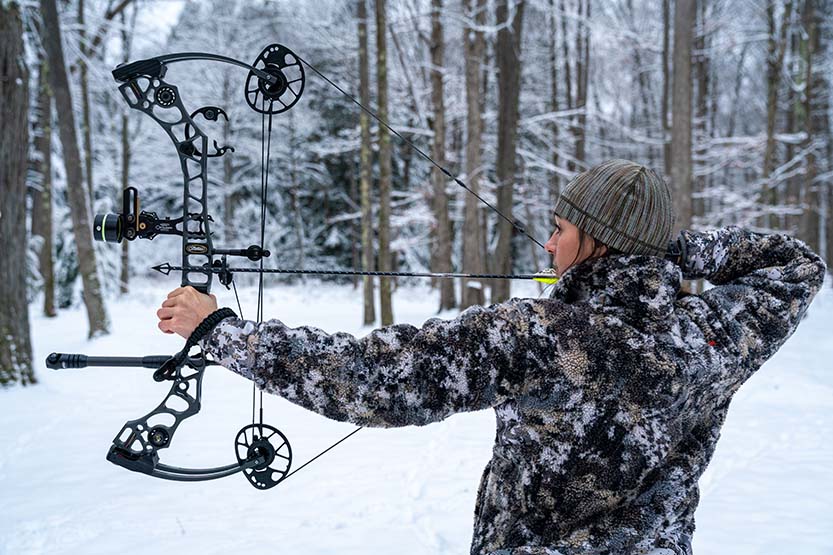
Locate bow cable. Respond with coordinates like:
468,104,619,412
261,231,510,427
295,54,547,251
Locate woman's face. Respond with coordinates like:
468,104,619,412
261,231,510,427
544,215,605,276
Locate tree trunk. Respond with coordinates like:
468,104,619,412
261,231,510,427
78,0,95,218
560,0,574,173
349,170,360,289
826,131,833,272
492,0,525,303
785,24,800,233
120,101,130,294
820,2,833,273
40,0,109,338
670,0,695,233
460,0,487,308
629,0,651,136
798,0,819,252
548,0,560,196
376,0,394,325
289,109,306,273
574,0,589,167
119,9,132,294
221,71,236,244
429,0,456,311
726,44,747,139
662,0,672,177
358,0,376,325
760,0,793,230
31,53,57,317
0,2,35,386
693,0,709,223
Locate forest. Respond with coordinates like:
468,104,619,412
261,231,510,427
1,0,831,385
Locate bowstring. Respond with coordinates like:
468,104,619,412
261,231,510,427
248,98,274,427
247,93,364,484
257,100,274,427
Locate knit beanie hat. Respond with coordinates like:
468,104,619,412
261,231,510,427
552,159,675,256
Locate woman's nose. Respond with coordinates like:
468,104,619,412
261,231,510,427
545,232,557,254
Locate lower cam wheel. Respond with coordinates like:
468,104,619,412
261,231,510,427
235,423,292,489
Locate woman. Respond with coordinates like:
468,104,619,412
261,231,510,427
157,159,826,554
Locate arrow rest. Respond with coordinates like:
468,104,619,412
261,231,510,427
214,256,234,289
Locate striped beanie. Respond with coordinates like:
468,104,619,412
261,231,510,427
553,159,675,256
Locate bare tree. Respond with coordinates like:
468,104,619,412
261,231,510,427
574,0,590,166
760,0,794,229
429,0,456,310
798,0,821,252
376,0,394,325
492,0,525,303
670,0,695,232
0,2,35,386
461,0,488,308
560,0,574,173
119,8,135,294
40,0,109,338
548,0,561,195
31,52,57,317
662,0,672,176
78,0,95,217
693,0,710,222
358,0,376,325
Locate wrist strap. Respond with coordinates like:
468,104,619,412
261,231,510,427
185,307,238,350
153,307,237,382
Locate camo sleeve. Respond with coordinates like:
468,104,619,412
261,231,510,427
677,225,826,376
199,298,557,428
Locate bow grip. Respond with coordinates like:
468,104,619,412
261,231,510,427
180,271,211,295
187,282,211,295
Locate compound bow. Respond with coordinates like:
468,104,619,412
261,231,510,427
47,43,554,491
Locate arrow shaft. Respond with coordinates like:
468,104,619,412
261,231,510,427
157,264,545,281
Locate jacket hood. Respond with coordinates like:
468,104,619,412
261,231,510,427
550,254,683,322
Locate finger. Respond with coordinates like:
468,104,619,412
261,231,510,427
167,287,188,299
157,307,177,320
158,319,174,334
161,297,178,308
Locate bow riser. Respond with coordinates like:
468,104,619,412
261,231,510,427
117,76,214,294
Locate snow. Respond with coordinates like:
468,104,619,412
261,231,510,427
2,280,831,554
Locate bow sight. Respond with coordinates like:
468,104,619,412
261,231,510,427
93,186,271,289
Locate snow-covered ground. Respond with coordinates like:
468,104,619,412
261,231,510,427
2,279,831,555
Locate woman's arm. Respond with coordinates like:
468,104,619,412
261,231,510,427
677,226,826,376
199,299,554,428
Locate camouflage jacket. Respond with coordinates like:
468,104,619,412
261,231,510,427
201,227,825,555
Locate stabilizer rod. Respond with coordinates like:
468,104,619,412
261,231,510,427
46,353,216,370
